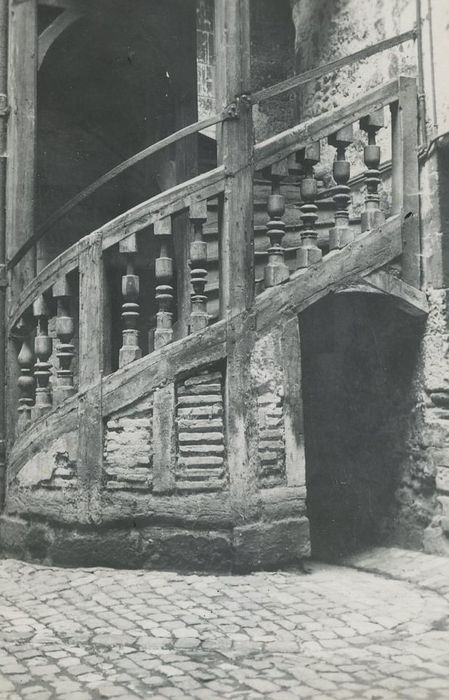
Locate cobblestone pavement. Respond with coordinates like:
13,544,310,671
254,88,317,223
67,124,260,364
0,552,449,699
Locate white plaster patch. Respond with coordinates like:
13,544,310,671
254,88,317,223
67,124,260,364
16,432,78,487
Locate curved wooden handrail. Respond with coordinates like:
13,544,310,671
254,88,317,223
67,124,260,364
8,112,226,271
8,78,402,329
8,166,225,329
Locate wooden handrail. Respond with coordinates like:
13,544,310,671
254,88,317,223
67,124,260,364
8,112,227,270
8,166,225,329
252,29,416,104
7,77,406,330
255,79,399,170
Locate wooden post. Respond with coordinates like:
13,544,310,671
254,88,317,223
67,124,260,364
77,234,104,523
391,76,420,288
189,200,209,333
53,275,76,404
119,234,142,368
360,110,385,232
215,0,254,317
33,294,53,418
264,160,290,288
215,0,258,524
154,216,174,350
297,142,322,269
173,1,199,339
328,125,354,250
6,0,37,289
0,0,8,505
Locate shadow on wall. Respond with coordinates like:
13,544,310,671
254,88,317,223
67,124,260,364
300,293,428,561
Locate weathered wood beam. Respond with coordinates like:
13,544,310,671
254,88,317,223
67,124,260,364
215,0,254,316
391,76,421,288
215,0,258,524
256,215,403,331
351,269,428,317
38,9,82,70
77,234,103,523
6,0,37,286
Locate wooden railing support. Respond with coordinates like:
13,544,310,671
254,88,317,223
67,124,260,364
77,234,104,522
53,275,76,403
154,217,174,350
16,318,34,434
188,201,209,334
264,160,290,287
215,0,258,525
32,293,52,418
215,0,254,317
360,110,385,232
119,233,142,368
391,76,420,288
328,125,354,250
0,0,8,505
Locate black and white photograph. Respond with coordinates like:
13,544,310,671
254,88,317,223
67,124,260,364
0,0,447,697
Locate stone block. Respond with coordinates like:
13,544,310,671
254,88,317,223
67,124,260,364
233,518,311,573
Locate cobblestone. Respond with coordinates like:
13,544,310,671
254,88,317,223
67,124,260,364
0,552,447,697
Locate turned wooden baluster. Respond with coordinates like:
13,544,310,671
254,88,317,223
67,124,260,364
189,200,209,333
360,109,385,232
328,125,354,250
33,295,53,417
16,318,35,432
154,216,174,350
52,276,76,402
297,142,322,268
119,234,142,367
264,159,290,287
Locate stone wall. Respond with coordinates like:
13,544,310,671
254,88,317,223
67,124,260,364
195,0,295,141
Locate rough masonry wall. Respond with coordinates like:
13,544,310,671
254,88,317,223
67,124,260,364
251,333,287,489
196,0,295,141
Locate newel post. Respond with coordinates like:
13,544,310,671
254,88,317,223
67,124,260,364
215,0,254,317
391,76,420,288
215,0,258,523
77,234,104,523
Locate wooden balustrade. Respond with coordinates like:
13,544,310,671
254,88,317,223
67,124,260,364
154,217,174,350
264,160,290,288
119,234,142,368
188,201,209,333
328,125,354,250
360,109,385,232
6,76,420,440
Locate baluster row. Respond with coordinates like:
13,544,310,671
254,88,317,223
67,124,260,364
16,274,76,431
15,200,215,431
261,109,386,288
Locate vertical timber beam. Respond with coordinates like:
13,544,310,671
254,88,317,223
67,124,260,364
391,76,420,288
173,1,199,339
215,0,258,526
5,0,37,460
77,234,104,523
215,0,254,317
6,0,37,288
0,0,8,506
